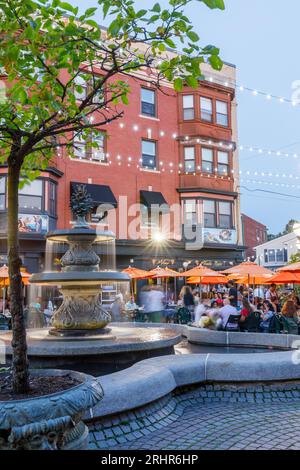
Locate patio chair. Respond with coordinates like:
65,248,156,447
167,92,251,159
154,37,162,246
224,314,241,332
0,314,10,330
243,311,261,333
268,314,283,334
280,316,299,335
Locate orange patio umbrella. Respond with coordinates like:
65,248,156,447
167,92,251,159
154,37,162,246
265,271,300,285
122,266,153,280
187,276,228,285
222,261,273,283
122,266,153,299
181,264,227,298
149,267,178,278
0,265,31,286
278,261,300,273
181,264,226,278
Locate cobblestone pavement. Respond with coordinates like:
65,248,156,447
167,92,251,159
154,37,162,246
89,384,300,450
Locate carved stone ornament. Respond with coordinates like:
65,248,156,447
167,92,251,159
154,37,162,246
0,370,103,450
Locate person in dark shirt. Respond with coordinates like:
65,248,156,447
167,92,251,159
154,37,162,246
228,281,238,307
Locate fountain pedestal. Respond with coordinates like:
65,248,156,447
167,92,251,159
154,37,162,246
30,228,129,337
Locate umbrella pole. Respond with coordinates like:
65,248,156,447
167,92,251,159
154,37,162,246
3,287,5,315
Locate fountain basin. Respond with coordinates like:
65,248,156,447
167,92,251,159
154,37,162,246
0,324,182,376
29,271,129,286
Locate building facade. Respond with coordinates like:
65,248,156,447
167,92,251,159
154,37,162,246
255,233,299,270
241,213,268,260
0,60,244,273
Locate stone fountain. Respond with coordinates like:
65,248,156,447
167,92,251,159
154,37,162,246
30,184,129,337
0,185,181,375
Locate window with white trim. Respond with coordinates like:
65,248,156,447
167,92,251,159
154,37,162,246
19,180,43,212
183,95,194,120
203,200,216,228
142,140,157,169
73,135,86,159
202,148,214,173
217,151,229,176
141,88,156,117
200,97,213,122
216,100,228,126
184,147,195,173
74,76,87,101
218,201,232,228
184,200,197,225
92,134,106,162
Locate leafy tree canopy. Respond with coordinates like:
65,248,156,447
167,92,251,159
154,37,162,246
0,0,224,184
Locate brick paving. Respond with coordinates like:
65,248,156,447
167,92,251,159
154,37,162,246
88,383,300,450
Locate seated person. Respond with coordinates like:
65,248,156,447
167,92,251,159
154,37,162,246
281,300,299,322
218,299,240,330
194,301,210,325
260,301,275,333
239,299,255,330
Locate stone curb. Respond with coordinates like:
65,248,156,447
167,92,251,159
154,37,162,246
87,348,300,420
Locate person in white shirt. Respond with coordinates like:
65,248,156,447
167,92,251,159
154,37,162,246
218,299,239,330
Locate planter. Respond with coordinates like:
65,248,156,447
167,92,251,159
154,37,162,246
0,369,103,450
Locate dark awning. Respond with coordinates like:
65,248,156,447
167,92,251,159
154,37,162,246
140,190,169,212
71,182,117,208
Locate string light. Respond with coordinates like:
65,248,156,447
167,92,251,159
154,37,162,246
239,144,300,159
204,74,300,108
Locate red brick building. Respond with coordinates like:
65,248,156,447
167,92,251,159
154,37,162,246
241,213,268,260
0,60,244,273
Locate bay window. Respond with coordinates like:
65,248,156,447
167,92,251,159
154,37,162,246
202,148,214,173
19,180,43,212
218,201,232,228
184,200,197,225
203,200,216,228
183,95,194,120
200,97,213,122
217,151,229,176
216,100,228,126
184,147,195,173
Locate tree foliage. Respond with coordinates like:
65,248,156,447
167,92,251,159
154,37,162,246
0,0,224,180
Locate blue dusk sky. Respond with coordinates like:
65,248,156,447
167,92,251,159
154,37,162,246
72,0,300,234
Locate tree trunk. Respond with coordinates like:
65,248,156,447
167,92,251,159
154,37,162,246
7,160,30,393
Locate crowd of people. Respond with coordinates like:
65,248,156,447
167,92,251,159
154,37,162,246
2,281,300,335
179,282,300,334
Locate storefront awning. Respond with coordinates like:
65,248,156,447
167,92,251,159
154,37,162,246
71,182,117,208
140,190,169,212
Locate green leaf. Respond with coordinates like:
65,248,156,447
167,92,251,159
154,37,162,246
186,75,198,88
136,9,147,18
85,7,97,17
201,0,225,10
58,1,76,13
208,55,223,71
121,94,129,105
187,31,200,42
152,3,161,13
174,77,183,92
